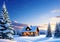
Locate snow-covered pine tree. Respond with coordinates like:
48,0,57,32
0,2,14,40
54,23,60,38
46,23,52,37
0,12,5,39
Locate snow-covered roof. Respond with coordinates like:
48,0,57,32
21,26,38,32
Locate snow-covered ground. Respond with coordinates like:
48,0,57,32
14,35,46,42
0,39,16,42
0,35,60,42
14,35,60,42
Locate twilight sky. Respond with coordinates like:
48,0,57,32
0,0,60,25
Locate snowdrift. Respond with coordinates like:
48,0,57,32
0,39,16,42
14,35,60,42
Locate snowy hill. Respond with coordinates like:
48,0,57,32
14,35,46,42
0,35,60,42
13,35,60,42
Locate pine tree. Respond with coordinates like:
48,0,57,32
0,12,5,39
0,2,14,40
54,23,60,38
46,23,52,37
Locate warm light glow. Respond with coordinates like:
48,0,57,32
31,32,33,35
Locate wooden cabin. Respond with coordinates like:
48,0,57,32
21,26,39,36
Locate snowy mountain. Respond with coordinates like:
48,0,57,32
39,30,46,34
11,21,27,29
12,21,27,26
